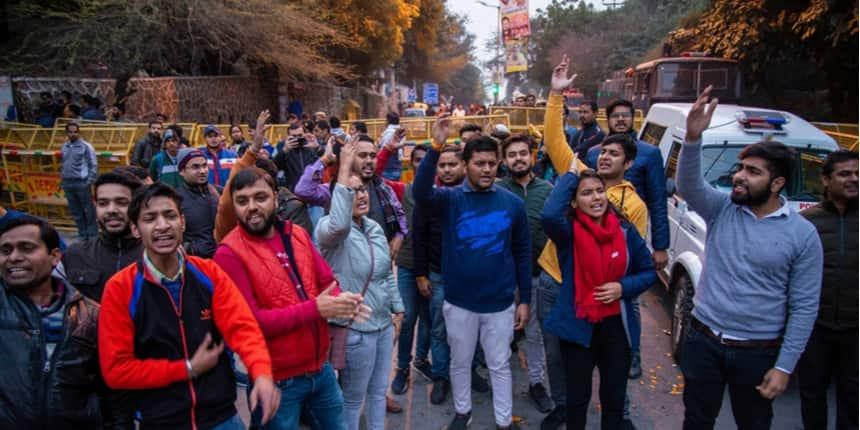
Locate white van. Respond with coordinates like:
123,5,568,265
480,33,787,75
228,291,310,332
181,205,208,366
639,103,840,360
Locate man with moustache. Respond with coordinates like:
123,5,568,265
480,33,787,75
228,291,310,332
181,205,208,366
64,171,144,302
132,120,164,168
677,87,823,429
175,148,220,258
214,168,369,430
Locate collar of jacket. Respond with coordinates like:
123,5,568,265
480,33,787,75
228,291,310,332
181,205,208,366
821,198,858,215
98,230,141,249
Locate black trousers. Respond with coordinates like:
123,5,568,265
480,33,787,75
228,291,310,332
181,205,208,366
680,320,779,430
560,315,630,430
798,324,859,430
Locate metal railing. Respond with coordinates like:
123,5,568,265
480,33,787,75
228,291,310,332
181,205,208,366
811,122,859,151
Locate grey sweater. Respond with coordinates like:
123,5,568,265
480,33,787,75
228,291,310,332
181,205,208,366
677,140,823,373
60,138,97,183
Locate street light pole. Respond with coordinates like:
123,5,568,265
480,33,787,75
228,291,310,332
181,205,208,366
476,0,502,105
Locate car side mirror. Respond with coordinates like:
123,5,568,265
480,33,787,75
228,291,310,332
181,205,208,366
665,177,676,197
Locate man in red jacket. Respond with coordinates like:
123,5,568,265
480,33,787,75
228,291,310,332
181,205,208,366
214,167,369,430
98,182,280,430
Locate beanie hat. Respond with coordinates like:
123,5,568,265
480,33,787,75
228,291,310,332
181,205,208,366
162,128,177,144
177,148,206,171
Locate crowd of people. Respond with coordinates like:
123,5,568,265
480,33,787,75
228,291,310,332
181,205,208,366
0,55,856,430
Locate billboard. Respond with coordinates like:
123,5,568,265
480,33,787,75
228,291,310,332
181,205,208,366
501,0,530,42
505,39,529,73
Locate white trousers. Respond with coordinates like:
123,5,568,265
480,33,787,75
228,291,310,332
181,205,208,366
443,301,515,426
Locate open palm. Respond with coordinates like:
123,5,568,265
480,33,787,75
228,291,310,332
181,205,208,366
686,85,718,142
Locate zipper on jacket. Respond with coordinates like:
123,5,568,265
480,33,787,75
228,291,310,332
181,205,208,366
36,295,75,425
156,277,198,430
116,240,123,272
834,215,845,326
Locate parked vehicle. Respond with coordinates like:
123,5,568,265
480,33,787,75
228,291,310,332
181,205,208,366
640,102,840,361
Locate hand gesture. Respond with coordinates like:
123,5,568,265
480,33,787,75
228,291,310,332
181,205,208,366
550,54,577,93
432,113,451,146
253,110,271,153
284,136,300,152
189,333,224,377
686,85,718,143
249,376,280,425
594,282,622,304
304,132,320,151
322,136,337,165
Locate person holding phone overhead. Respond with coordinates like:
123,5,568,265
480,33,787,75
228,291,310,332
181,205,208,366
98,183,280,429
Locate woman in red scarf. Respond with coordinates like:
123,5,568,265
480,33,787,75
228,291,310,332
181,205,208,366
540,163,657,430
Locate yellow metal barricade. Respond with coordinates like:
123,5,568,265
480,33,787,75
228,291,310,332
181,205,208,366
812,122,859,152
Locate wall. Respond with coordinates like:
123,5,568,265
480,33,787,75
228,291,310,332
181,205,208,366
11,77,116,122
10,75,385,124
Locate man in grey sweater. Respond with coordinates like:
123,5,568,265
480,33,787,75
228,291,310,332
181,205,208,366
676,86,823,430
60,122,98,239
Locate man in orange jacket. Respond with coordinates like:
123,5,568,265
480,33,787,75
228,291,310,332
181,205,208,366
98,182,280,429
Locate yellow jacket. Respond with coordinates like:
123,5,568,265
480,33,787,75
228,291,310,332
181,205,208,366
537,93,648,283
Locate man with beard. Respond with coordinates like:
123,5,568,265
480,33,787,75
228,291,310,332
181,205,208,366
99,183,280,429
496,134,554,414
798,150,858,430
132,120,164,168
677,86,822,429
414,115,531,430
0,216,128,429
63,171,144,302
214,168,368,430
175,149,219,258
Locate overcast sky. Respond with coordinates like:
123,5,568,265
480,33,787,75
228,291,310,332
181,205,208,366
447,1,606,101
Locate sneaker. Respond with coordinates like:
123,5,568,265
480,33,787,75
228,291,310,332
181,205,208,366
444,412,472,430
471,368,490,393
413,359,433,382
628,352,642,379
430,377,450,405
528,383,554,413
540,406,566,430
621,418,637,430
391,367,409,394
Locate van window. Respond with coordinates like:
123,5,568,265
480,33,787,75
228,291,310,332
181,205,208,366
640,122,667,146
701,145,830,201
665,140,682,179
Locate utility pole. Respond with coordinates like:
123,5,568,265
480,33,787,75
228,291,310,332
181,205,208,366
477,0,502,105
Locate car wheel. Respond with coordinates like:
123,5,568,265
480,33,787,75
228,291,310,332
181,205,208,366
671,273,694,363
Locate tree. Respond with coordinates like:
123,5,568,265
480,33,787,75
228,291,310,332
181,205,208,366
669,0,858,121
0,0,354,81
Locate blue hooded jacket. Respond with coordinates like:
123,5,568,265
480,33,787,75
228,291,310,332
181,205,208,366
540,173,656,350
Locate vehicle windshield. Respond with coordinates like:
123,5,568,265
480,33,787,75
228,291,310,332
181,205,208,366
701,145,830,201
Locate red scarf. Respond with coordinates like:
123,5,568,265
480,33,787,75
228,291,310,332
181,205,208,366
572,208,628,323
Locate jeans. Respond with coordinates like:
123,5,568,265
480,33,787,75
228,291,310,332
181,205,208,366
524,276,547,386
62,180,97,238
444,301,515,426
798,324,859,430
535,271,566,406
428,271,451,379
561,315,630,430
210,414,244,430
680,319,779,430
396,267,431,370
253,362,346,430
341,326,394,430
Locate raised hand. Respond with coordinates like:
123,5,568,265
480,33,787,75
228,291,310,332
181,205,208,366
550,54,578,93
686,85,718,143
253,110,271,153
432,113,451,147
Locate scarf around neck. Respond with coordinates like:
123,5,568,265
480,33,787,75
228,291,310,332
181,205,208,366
572,207,627,323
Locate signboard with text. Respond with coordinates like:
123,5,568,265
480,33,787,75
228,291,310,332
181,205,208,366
501,0,530,42
423,83,439,105
505,39,529,73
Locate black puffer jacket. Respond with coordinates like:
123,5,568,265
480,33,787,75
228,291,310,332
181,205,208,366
177,183,220,258
0,278,130,429
131,135,162,169
801,199,858,330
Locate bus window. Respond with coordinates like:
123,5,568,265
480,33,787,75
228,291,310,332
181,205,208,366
640,122,667,146
656,63,698,98
699,67,728,90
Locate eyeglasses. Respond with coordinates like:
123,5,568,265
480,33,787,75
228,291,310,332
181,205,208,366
609,112,633,119
350,185,368,193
